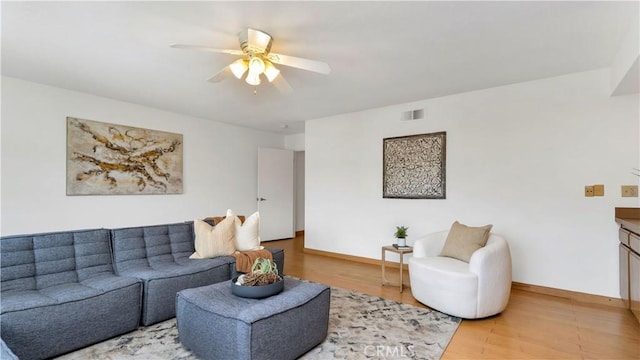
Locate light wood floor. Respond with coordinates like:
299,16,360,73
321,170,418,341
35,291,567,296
264,235,640,360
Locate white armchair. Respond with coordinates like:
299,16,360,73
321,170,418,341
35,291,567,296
409,230,512,319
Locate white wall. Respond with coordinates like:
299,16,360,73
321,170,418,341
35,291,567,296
610,17,639,96
284,133,305,151
285,133,306,232
306,69,640,297
1,77,283,235
294,151,305,232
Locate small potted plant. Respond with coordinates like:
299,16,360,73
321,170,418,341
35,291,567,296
232,258,283,298
394,226,408,247
241,258,281,286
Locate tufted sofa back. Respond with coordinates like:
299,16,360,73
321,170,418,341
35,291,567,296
0,229,114,293
110,222,194,273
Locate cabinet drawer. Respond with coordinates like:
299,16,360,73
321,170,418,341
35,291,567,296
619,228,630,245
630,231,640,254
620,244,630,308
630,250,640,323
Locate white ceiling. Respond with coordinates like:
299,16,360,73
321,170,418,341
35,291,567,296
2,1,638,134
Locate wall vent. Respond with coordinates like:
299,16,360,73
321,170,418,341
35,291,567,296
401,108,425,121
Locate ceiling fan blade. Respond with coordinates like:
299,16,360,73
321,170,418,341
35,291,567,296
170,44,245,56
208,66,232,83
271,73,293,94
267,53,331,75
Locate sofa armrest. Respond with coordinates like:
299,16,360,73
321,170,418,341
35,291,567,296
412,230,449,258
468,235,511,277
468,234,512,317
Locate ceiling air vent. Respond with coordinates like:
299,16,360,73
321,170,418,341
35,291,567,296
401,109,425,121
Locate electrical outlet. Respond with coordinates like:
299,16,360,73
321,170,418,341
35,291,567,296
585,186,594,197
593,184,604,196
621,185,639,197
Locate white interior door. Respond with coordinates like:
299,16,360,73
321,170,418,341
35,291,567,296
257,148,294,241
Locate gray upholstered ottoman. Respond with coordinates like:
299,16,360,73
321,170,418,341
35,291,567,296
176,277,330,360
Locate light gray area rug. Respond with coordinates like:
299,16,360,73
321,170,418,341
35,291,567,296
57,286,460,360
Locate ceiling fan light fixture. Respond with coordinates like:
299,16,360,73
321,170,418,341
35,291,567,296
252,30,272,51
240,28,273,54
229,59,249,79
264,61,280,82
245,72,261,86
173,26,331,93
248,57,265,75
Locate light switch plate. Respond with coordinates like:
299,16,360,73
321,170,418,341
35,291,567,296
621,185,639,197
585,186,594,197
593,184,604,196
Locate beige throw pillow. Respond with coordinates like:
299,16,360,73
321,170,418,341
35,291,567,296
226,209,262,251
189,217,236,259
439,221,493,262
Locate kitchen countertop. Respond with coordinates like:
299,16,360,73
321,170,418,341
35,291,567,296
615,207,640,234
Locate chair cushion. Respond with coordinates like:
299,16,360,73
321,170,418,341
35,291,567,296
439,221,492,262
409,256,479,318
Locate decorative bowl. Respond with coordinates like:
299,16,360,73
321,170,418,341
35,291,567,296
231,275,284,299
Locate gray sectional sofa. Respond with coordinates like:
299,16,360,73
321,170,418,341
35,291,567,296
110,221,284,326
0,229,143,360
0,220,285,359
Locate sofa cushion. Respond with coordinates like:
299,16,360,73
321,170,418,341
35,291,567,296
1,290,56,313
0,237,36,292
1,278,141,360
0,228,142,359
1,229,114,294
190,218,236,259
439,221,493,262
0,337,18,360
111,222,194,273
1,275,140,314
227,209,261,251
110,222,235,326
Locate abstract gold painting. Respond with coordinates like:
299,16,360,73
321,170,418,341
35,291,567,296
67,117,183,195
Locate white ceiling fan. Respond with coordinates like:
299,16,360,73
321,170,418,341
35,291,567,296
171,28,331,93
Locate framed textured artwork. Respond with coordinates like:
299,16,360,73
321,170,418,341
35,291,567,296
383,131,446,199
66,117,183,195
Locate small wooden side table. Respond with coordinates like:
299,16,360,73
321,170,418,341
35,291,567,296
381,245,413,293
